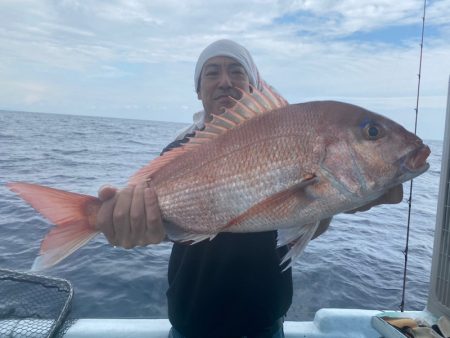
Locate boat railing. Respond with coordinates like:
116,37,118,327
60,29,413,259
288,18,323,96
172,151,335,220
427,75,450,318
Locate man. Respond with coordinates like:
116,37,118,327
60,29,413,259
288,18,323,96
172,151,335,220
96,39,403,338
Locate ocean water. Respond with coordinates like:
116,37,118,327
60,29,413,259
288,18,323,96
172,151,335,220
0,109,442,320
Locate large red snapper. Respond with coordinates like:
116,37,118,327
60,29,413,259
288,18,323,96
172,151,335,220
8,83,430,270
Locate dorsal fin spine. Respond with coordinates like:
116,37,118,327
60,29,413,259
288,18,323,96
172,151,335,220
262,81,289,107
262,83,281,109
195,130,218,139
230,100,258,118
239,90,266,113
221,109,247,123
252,88,275,110
128,83,289,185
204,122,228,133
212,113,238,127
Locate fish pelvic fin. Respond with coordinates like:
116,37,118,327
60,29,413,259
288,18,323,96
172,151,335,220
277,222,320,271
128,81,289,185
7,182,101,270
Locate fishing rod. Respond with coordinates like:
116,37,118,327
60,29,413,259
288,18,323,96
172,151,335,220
400,0,426,313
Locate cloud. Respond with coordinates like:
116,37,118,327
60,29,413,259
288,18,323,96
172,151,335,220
0,0,449,139
0,80,53,108
23,83,49,104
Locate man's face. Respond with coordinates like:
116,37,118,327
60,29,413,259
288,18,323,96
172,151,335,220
197,56,251,120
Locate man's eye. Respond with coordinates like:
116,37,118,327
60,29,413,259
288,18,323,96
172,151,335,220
231,69,244,75
205,71,218,76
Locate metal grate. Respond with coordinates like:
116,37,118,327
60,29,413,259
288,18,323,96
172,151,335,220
0,269,73,338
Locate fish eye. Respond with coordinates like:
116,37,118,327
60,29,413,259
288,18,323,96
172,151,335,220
368,126,379,137
363,123,383,140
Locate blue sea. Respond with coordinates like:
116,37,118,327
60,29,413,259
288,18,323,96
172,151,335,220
0,109,442,320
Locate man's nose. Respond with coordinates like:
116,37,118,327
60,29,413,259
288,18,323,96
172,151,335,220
218,72,233,88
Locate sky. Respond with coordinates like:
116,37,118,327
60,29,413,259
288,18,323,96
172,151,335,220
1,0,449,140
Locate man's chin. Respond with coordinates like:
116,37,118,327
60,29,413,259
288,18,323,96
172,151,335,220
216,99,236,111
216,106,233,115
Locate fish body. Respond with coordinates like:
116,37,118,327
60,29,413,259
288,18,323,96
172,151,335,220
8,84,430,270
152,101,428,236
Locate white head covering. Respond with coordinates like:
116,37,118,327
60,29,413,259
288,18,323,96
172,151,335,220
194,39,262,92
175,40,262,141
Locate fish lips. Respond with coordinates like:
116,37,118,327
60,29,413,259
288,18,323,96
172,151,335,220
397,144,431,180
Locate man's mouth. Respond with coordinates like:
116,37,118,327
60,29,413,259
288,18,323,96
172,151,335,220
214,94,233,100
214,88,242,101
216,97,235,109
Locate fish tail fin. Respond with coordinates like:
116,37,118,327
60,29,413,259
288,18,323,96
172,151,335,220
7,182,102,271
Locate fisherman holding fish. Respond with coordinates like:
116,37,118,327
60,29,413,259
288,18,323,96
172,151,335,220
95,40,405,338
10,38,423,338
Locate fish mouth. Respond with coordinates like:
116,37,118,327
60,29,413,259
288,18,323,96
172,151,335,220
397,144,431,179
404,144,430,172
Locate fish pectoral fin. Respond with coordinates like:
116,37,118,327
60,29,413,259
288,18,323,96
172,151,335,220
164,220,216,244
224,175,319,229
278,222,320,271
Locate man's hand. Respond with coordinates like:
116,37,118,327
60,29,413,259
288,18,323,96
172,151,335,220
345,184,403,214
96,181,166,248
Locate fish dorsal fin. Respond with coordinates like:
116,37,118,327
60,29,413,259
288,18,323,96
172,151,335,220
128,145,196,185
128,81,288,185
202,81,288,136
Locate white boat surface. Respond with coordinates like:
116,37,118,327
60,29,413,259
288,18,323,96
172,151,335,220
60,309,436,338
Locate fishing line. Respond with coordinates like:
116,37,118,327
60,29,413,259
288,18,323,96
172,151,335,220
400,0,426,313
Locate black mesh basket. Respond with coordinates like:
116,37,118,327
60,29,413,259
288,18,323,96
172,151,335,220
0,268,73,338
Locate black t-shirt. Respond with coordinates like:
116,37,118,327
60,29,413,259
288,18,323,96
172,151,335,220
162,134,293,338
167,232,292,338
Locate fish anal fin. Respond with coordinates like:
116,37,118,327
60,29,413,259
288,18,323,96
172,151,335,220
225,174,318,230
164,220,216,244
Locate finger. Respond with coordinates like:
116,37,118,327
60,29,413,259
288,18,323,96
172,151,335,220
130,182,146,245
98,185,118,201
142,182,165,244
113,186,134,248
96,194,118,245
